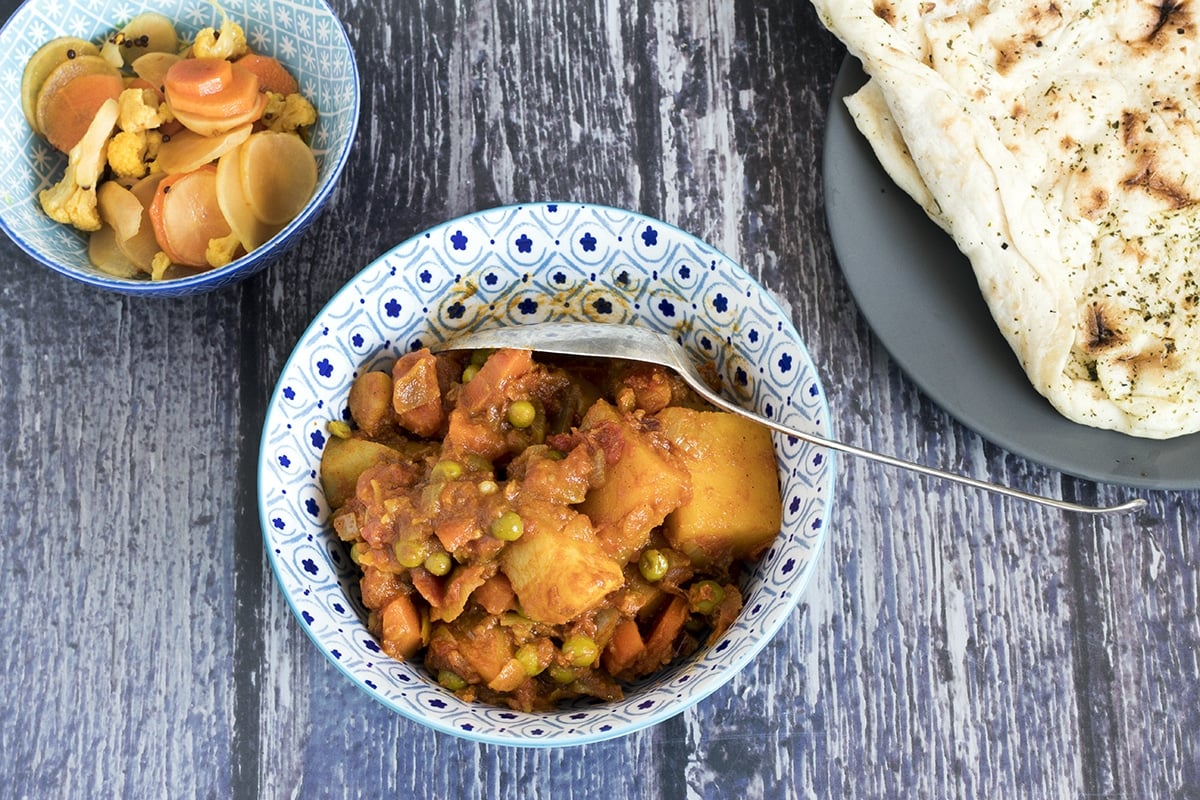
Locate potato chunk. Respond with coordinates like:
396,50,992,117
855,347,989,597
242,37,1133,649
656,407,782,566
319,436,407,509
348,370,394,438
500,499,623,625
577,400,691,561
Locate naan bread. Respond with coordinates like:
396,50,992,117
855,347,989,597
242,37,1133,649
813,0,1200,438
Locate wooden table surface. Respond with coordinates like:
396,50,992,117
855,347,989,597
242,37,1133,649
2,1,1197,798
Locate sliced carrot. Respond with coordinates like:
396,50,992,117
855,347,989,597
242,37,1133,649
234,53,298,96
164,57,260,118
148,171,190,264
171,91,266,136
148,165,231,268
163,57,231,107
157,164,231,268
38,68,124,153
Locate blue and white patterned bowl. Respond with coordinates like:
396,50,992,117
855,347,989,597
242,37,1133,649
258,203,835,746
0,0,359,296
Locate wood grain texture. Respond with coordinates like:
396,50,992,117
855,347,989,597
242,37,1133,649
1,1,1198,798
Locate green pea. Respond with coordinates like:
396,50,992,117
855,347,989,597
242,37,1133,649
424,551,452,576
507,399,537,429
561,635,599,668
638,549,669,582
393,538,427,569
514,643,545,676
437,669,467,691
461,364,480,383
548,665,576,685
430,459,463,481
326,419,352,439
491,510,524,541
692,580,726,615
470,348,494,366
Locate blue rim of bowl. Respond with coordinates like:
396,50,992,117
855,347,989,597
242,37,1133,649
0,0,361,296
257,202,837,745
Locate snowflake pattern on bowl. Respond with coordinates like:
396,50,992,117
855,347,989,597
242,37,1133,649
258,203,835,746
0,0,359,296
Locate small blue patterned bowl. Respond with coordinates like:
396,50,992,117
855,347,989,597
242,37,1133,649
0,0,359,296
258,203,835,746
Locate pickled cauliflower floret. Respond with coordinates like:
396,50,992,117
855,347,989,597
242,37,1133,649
192,18,248,60
109,88,170,178
261,91,318,133
150,251,172,281
39,98,120,232
117,87,169,134
205,232,241,268
108,129,164,179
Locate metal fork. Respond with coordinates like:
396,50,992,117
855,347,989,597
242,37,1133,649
432,321,1146,515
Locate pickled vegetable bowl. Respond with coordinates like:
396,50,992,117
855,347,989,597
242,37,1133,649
258,203,836,746
0,0,359,296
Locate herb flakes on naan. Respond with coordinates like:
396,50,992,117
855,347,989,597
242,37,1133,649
813,0,1200,438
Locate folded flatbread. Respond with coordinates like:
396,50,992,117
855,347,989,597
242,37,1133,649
813,0,1200,438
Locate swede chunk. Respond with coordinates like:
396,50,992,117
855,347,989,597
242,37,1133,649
656,407,782,566
577,400,690,561
500,500,623,625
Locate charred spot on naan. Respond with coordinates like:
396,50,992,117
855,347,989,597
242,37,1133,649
991,2,1066,74
1146,0,1192,42
1119,0,1194,45
1123,156,1193,209
872,1,896,25
1084,303,1126,352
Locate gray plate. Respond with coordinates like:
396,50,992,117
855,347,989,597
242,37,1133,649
822,57,1200,490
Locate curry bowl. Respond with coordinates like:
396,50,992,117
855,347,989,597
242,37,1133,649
257,203,834,745
0,0,359,296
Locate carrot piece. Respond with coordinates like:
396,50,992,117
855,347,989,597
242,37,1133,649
171,92,265,137
40,72,125,153
164,57,259,118
234,53,298,95
639,594,690,669
164,57,231,105
148,164,231,268
601,618,646,677
147,171,190,265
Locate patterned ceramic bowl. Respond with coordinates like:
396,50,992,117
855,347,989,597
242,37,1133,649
258,203,835,746
0,0,359,296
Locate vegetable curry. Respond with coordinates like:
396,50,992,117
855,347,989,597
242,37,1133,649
320,342,783,711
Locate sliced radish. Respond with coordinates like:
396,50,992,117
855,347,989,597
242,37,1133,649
216,144,283,252
115,173,166,271
97,180,143,242
155,123,252,175
89,224,142,278
131,51,180,92
239,131,318,226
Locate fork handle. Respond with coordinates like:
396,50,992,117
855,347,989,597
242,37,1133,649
698,392,1145,515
